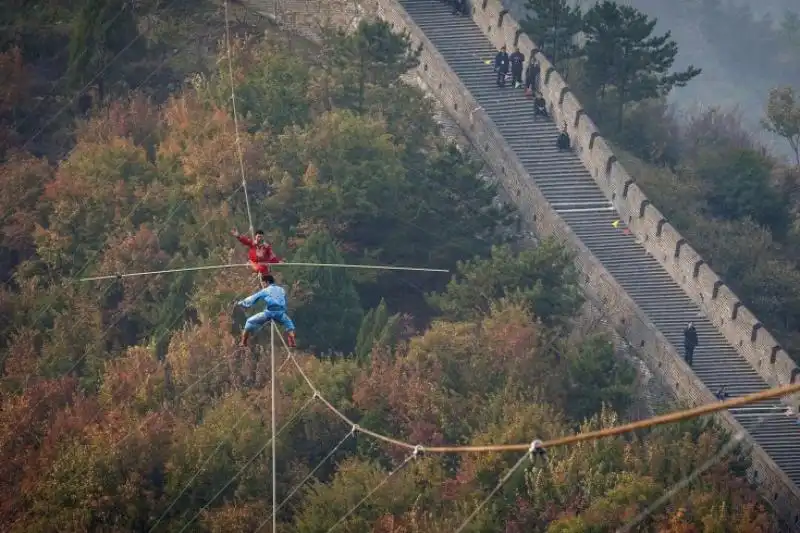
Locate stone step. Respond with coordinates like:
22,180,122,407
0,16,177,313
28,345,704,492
398,0,800,491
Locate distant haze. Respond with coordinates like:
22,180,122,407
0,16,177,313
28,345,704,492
503,0,798,160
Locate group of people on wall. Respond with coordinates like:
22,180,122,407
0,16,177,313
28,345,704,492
437,0,799,432
492,44,571,150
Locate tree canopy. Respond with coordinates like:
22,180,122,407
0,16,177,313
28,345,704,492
0,2,783,532
581,1,701,129
764,86,800,166
522,0,584,69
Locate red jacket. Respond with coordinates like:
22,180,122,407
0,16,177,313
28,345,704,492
237,235,281,272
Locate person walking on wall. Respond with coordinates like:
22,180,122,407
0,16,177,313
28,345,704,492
509,46,525,88
556,122,571,150
494,45,509,87
524,56,541,96
683,321,699,366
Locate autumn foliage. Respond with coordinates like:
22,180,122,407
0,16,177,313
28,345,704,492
0,11,779,533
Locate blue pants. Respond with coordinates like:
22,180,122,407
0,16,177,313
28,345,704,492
244,310,295,333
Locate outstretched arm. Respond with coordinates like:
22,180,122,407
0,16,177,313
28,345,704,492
231,228,253,247
238,288,267,308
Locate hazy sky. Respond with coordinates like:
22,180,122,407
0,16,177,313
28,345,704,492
502,0,798,160
619,0,792,156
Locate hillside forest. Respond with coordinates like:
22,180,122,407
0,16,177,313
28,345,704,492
0,0,797,531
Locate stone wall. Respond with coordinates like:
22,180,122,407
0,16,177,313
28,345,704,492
409,71,670,423
372,0,800,527
469,1,800,412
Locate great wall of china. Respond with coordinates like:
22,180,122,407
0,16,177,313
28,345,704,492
243,0,800,528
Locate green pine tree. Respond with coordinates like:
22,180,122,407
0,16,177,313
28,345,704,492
354,298,402,361
428,239,583,328
564,335,636,422
288,230,364,354
522,0,584,68
68,0,141,101
582,1,701,130
326,19,420,112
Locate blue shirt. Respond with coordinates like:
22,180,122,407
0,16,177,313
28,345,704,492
239,284,287,312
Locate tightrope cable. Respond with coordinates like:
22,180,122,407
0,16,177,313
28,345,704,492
454,442,541,533
285,350,415,452
17,0,292,458
76,261,449,281
223,0,255,238
176,393,317,533
255,428,356,532
147,348,291,533
271,322,278,533
275,329,800,454
326,450,419,533
617,430,746,532
4,179,247,450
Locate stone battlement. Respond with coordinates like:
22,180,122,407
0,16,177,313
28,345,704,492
462,0,800,411
369,0,800,528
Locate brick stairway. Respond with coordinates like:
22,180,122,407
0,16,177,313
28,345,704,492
398,0,800,489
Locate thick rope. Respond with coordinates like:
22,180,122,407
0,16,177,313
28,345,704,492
286,353,416,451
279,325,800,454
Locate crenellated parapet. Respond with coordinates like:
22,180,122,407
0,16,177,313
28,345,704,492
369,0,800,527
